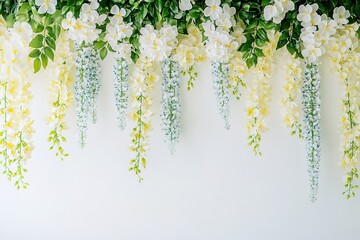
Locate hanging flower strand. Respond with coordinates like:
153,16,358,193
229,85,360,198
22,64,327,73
280,53,304,138
202,2,239,129
105,5,133,130
46,32,75,160
161,59,181,153
129,59,157,181
0,21,34,189
61,1,106,147
173,24,206,91
246,31,278,156
327,22,360,198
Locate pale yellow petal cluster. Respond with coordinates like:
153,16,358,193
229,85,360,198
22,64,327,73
279,52,303,137
46,31,75,160
246,31,279,155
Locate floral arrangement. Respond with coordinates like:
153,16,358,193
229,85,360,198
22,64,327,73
0,0,359,201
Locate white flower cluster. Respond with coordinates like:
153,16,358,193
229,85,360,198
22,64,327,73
74,45,101,148
139,24,178,62
211,61,231,130
297,4,350,62
0,19,34,189
105,5,133,62
264,0,295,23
114,58,129,130
302,62,321,202
161,59,181,154
179,0,194,11
280,53,303,138
202,3,238,62
61,0,106,44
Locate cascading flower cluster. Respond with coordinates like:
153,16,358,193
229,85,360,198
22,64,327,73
228,22,247,100
0,19,34,189
279,53,303,138
297,4,351,201
129,59,158,181
246,31,278,155
173,25,206,91
297,4,347,63
62,0,104,147
202,1,238,129
161,59,181,154
46,32,75,160
0,0,359,200
105,5,133,130
138,23,182,153
302,62,321,202
327,23,360,198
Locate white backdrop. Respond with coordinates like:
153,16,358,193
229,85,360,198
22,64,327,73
0,52,359,240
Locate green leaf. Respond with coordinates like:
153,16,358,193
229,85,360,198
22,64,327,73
261,0,271,6
256,28,269,41
170,1,178,13
255,38,267,47
276,39,287,50
254,48,265,57
33,58,41,73
29,35,44,48
33,23,44,33
246,57,255,69
44,47,54,61
188,9,201,18
46,37,56,50
100,47,108,60
18,2,31,15
29,49,41,58
45,15,55,25
155,0,163,12
54,24,61,39
41,54,48,68
239,42,252,53
94,40,106,50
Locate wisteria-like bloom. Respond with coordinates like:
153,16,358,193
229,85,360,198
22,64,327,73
327,23,360,198
129,59,158,181
246,31,278,155
279,52,303,138
74,45,100,147
302,62,321,202
173,25,205,90
114,57,129,130
229,51,247,100
46,32,75,160
35,0,57,14
211,61,231,129
161,59,181,153
0,21,34,189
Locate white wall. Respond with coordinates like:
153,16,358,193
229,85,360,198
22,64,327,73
0,52,359,240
